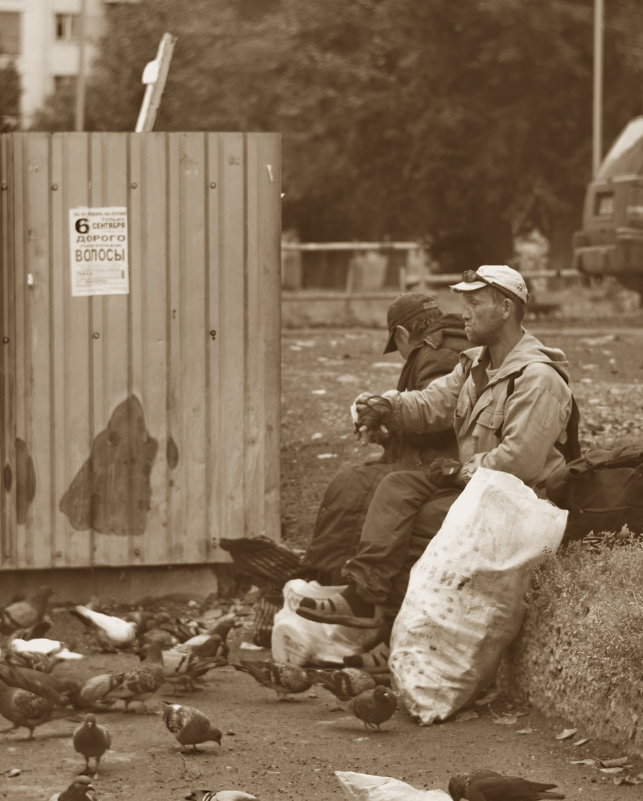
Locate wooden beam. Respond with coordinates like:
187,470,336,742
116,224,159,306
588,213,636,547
135,33,177,133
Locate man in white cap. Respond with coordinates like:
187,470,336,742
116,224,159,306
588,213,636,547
297,264,578,637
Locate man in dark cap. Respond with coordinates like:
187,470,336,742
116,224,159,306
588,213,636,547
298,292,468,586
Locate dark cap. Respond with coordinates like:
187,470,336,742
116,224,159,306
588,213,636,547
383,293,442,354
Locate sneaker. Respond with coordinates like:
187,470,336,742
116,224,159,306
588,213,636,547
296,591,385,629
343,640,390,670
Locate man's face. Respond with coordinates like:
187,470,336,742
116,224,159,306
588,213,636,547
393,326,412,360
461,288,505,345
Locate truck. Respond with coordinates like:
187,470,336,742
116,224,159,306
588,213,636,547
572,115,643,296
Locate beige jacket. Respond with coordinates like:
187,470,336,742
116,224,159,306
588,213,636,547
386,330,573,489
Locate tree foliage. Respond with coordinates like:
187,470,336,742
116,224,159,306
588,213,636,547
0,60,21,132
29,0,643,269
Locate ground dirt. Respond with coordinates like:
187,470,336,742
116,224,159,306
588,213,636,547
2,315,643,801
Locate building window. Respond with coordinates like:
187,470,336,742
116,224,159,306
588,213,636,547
0,12,21,56
55,13,79,42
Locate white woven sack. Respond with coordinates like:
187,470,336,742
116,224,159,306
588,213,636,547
271,579,376,666
335,771,451,801
389,467,568,725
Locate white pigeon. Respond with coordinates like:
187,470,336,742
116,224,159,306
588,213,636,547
11,638,85,661
72,605,138,648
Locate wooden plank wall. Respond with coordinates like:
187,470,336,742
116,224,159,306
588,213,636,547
0,131,281,570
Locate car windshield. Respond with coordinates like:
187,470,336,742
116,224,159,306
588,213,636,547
597,116,643,180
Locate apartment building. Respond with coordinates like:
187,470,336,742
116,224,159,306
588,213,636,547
0,0,129,128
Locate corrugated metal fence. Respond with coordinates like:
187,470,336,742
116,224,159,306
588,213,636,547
0,131,281,570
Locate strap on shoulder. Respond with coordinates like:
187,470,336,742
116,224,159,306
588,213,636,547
498,365,580,462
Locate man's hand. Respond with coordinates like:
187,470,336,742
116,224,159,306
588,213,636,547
426,457,463,488
351,394,394,445
363,427,391,447
455,460,477,487
350,392,372,430
356,423,391,446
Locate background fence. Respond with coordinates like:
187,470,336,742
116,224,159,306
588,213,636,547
281,240,579,295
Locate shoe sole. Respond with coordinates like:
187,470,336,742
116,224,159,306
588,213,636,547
295,606,385,629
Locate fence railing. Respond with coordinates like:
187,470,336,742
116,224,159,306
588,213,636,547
281,241,579,294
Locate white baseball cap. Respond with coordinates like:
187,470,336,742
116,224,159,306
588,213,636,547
450,264,528,304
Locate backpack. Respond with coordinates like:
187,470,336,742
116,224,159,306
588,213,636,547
463,360,581,463
545,444,643,543
503,368,580,463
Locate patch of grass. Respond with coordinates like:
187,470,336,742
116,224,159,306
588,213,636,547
501,536,643,753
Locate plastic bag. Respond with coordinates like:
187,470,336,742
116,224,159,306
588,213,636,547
271,579,377,666
390,467,568,725
336,771,451,801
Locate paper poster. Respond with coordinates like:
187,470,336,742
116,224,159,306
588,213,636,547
69,206,129,296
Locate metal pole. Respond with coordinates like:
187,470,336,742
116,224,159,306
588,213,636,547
75,0,87,131
592,0,604,177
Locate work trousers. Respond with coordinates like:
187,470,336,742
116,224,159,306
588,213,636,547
300,463,399,585
343,470,461,607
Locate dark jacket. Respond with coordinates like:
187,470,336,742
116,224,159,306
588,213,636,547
379,314,468,466
300,314,468,584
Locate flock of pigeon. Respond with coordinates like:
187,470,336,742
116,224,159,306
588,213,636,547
0,585,566,801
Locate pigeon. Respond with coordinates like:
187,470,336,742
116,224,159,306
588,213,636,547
13,612,54,641
176,614,240,660
174,631,227,660
307,667,377,703
48,775,97,801
348,684,397,731
7,638,84,672
162,701,222,752
185,792,257,801
231,659,312,700
133,610,202,644
137,641,218,689
157,646,226,692
131,611,181,648
70,605,138,650
0,662,70,706
167,616,203,643
69,672,126,710
73,713,111,776
0,662,77,736
139,628,179,649
0,585,54,635
124,608,155,631
99,643,165,712
5,648,57,673
448,771,565,801
10,636,84,658
0,677,73,739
